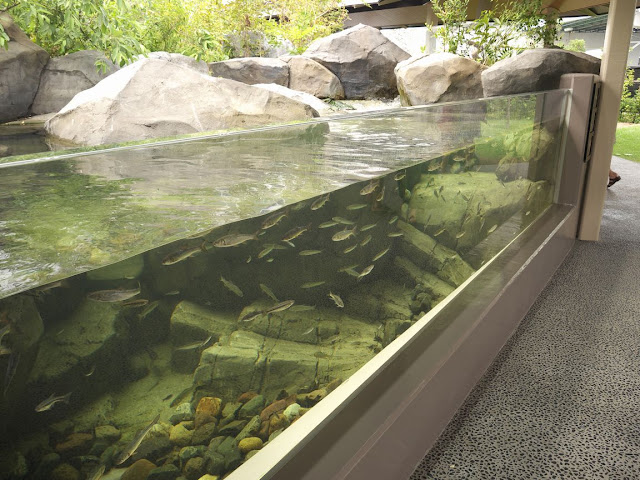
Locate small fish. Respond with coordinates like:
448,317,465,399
461,193,471,202
290,305,316,312
343,244,358,254
261,211,287,230
427,163,440,172
266,258,275,263
332,227,358,242
87,284,140,303
358,264,375,279
258,245,275,259
455,231,466,239
387,232,403,238
338,264,359,272
212,232,257,247
84,365,96,377
525,210,531,216
404,189,412,201
372,246,390,261
376,186,385,202
170,386,195,408
439,185,444,194
34,280,67,294
35,392,71,412
440,194,446,203
346,203,368,210
240,310,263,322
301,281,326,289
162,244,203,265
0,346,11,357
282,240,295,248
319,221,339,228
291,201,309,211
302,327,316,335
164,290,180,296
433,189,439,198
0,324,10,345
4,352,19,397
87,464,106,480
394,171,406,181
360,223,378,231
328,292,344,308
434,227,446,237
360,181,379,196
246,256,252,263
310,193,330,210
388,215,399,224
342,268,360,278
332,216,355,226
265,300,295,314
175,335,212,351
488,224,498,233
220,276,243,297
138,300,160,320
282,224,311,242
360,235,372,247
453,156,465,162
299,250,323,256
120,298,149,308
260,283,279,302
114,414,161,465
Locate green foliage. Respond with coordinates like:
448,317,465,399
564,38,586,53
0,0,147,65
619,69,640,123
613,124,640,161
429,0,559,65
1,0,348,64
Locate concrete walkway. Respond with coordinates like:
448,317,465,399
411,156,640,479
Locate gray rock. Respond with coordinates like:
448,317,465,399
147,464,180,480
253,84,328,115
303,24,410,99
191,422,217,446
281,55,344,99
0,13,49,123
31,50,118,115
221,402,242,419
134,51,208,75
237,395,265,419
208,57,289,86
179,445,206,464
215,437,242,471
235,415,261,443
204,449,224,476
94,425,121,442
183,457,205,480
395,53,486,106
170,403,195,425
482,48,600,97
45,58,317,146
0,450,28,479
217,419,246,437
170,301,238,346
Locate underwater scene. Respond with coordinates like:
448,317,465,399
0,90,569,480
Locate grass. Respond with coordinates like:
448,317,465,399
613,124,640,162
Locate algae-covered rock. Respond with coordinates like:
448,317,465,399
86,255,145,281
393,257,455,304
170,301,236,346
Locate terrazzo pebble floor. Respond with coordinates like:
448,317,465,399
410,156,640,480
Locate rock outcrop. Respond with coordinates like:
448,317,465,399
208,57,289,86
254,83,334,116
31,50,119,115
0,13,50,122
134,51,208,74
281,55,344,99
482,49,601,97
303,24,410,99
395,53,486,106
45,58,318,145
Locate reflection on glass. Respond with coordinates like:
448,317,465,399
0,90,568,479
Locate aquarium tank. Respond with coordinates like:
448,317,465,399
0,89,569,480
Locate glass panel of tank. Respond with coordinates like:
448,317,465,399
0,89,569,479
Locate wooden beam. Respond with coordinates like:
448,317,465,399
579,0,636,240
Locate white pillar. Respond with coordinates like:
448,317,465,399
579,0,636,240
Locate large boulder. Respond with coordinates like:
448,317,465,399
31,50,119,115
208,57,289,86
395,53,486,106
303,24,410,99
253,83,334,116
280,55,344,99
134,51,209,74
482,49,600,97
45,58,318,146
0,13,50,123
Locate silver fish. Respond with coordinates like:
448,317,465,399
265,300,295,314
301,281,326,289
488,224,498,233
360,181,379,196
84,365,96,377
114,414,160,465
282,224,311,242
87,464,106,480
0,346,11,357
162,244,203,265
310,193,330,210
434,227,446,237
360,223,378,231
260,283,279,302
388,215,399,224
302,327,316,335
394,170,406,181
346,203,368,210
360,235,372,247
372,246,390,261
332,216,355,226
258,245,275,259
328,292,344,308
455,231,466,239
4,351,19,397
175,335,212,351
319,221,339,229
120,298,149,308
212,232,257,247
220,276,243,297
358,264,375,279
87,284,140,303
138,300,160,320
332,227,357,242
299,250,323,256
35,392,71,412
0,324,10,345
387,232,403,238
376,186,385,202
261,211,287,230
240,310,263,322
343,244,358,254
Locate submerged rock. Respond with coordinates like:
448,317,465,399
121,459,156,480
303,24,410,99
0,13,50,123
31,50,119,115
45,58,318,146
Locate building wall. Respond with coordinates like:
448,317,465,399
560,31,640,66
